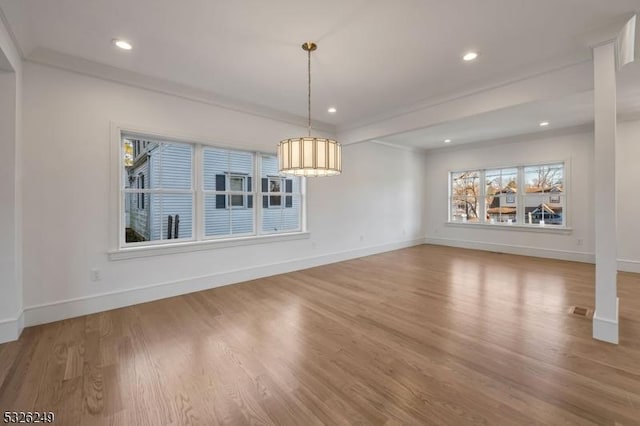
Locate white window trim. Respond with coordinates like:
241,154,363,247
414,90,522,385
447,159,572,233
109,123,308,260
444,221,573,234
108,231,311,260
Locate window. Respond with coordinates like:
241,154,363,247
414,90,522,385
229,175,246,208
203,147,254,237
450,170,481,223
449,162,566,227
261,156,300,233
524,164,564,225
120,134,303,248
485,167,517,224
123,138,194,244
268,177,282,207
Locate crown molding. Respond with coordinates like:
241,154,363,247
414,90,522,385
26,47,337,135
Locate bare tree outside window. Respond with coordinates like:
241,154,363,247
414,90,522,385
451,171,480,222
524,164,564,225
449,163,565,226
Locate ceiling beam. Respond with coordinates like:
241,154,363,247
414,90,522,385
337,61,594,145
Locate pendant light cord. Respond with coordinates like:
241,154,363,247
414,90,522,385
307,47,312,137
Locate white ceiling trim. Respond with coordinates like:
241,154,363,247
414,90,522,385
27,47,337,135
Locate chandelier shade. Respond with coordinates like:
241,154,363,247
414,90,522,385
278,137,341,177
278,41,342,177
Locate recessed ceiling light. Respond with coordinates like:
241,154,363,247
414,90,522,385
328,107,337,113
444,139,452,143
113,39,132,50
462,51,478,61
539,121,550,127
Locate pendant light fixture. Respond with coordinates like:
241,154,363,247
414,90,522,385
278,42,342,177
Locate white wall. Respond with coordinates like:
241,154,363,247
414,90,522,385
0,17,23,343
20,62,426,327
424,122,640,272
616,119,640,272
424,129,596,262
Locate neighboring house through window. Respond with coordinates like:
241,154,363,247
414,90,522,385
449,162,566,227
120,134,304,247
229,175,247,208
261,156,298,233
123,139,194,244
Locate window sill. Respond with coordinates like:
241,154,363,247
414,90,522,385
109,231,310,261
445,222,573,235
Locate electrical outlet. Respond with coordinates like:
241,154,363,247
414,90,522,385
90,269,102,282
311,241,317,249
359,235,365,242
576,239,584,246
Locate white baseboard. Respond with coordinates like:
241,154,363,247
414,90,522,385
618,259,640,274
426,236,640,273
23,238,426,329
425,237,595,263
0,311,24,344
593,298,619,344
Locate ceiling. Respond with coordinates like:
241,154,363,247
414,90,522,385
2,0,640,129
378,91,596,150
379,59,640,150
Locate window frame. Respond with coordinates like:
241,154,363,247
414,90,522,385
200,148,257,240
228,174,247,209
260,170,300,235
447,160,570,231
267,176,283,208
121,140,197,247
109,124,309,260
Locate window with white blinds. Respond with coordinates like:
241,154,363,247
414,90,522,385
120,134,303,248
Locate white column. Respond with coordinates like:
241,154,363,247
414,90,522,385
592,42,618,344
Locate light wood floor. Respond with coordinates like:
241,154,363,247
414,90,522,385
1,245,640,425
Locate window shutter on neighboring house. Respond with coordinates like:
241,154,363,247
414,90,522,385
215,174,226,209
262,178,268,208
285,179,293,208
247,177,253,208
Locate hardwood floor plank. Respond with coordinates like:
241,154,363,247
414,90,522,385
1,245,640,424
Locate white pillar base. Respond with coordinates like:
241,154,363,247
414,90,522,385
593,297,619,344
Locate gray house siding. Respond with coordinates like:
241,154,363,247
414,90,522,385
126,160,150,240
204,148,254,236
126,140,193,242
261,156,300,233
149,143,193,240
125,137,301,243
